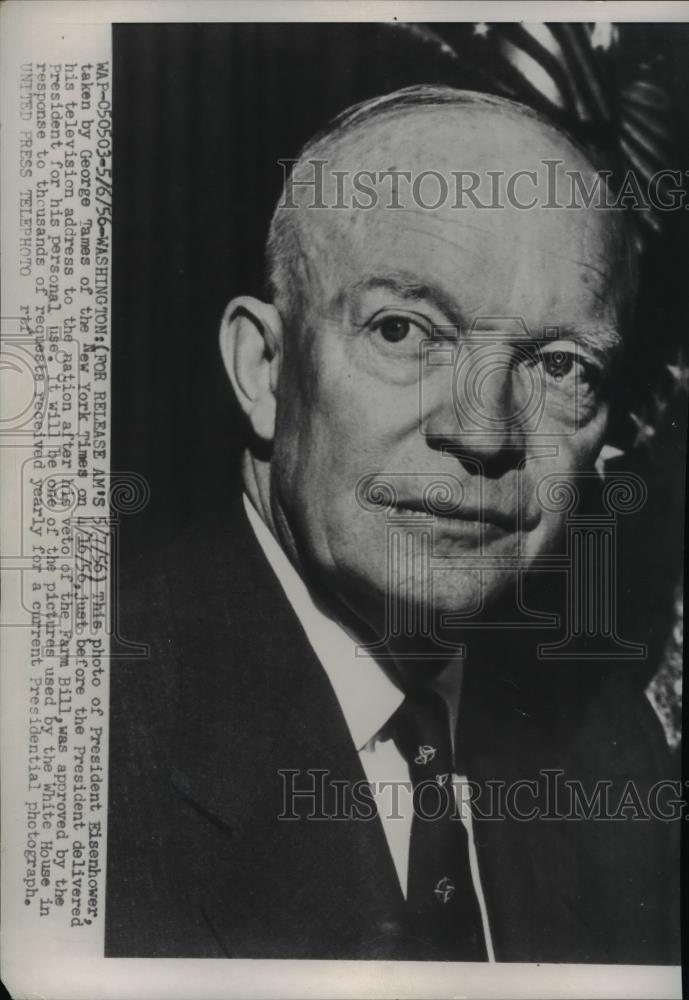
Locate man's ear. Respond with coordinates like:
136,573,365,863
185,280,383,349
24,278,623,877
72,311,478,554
219,296,283,442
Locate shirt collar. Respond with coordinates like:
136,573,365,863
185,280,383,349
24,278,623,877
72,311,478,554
243,494,404,751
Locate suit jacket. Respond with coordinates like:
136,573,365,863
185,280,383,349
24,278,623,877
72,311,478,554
105,494,680,962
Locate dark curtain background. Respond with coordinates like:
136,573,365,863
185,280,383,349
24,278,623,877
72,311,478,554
112,23,688,680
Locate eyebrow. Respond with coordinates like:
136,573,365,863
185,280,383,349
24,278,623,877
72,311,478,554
552,323,623,364
351,272,623,362
352,272,463,323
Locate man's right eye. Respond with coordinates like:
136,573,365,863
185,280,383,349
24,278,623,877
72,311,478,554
375,316,413,342
369,313,430,348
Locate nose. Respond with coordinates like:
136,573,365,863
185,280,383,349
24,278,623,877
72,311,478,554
423,342,528,475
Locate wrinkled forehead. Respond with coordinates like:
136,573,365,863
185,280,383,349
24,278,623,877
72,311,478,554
277,105,630,324
289,104,602,198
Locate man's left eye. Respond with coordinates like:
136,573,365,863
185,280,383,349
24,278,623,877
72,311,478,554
542,349,577,381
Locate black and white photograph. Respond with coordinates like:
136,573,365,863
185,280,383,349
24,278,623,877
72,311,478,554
105,16,685,966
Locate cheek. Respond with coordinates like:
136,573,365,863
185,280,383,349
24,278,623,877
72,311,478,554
272,345,386,530
565,411,610,477
522,412,608,541
534,403,609,472
282,348,408,479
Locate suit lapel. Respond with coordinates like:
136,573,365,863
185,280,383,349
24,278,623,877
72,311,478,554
162,496,411,956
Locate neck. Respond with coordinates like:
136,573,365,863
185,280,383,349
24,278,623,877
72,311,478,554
241,451,274,530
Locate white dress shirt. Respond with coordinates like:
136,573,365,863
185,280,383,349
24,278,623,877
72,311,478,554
243,495,495,959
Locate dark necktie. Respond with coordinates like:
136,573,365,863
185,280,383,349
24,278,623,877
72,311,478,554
390,686,488,961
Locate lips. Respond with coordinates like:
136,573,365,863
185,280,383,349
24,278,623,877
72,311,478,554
393,499,520,532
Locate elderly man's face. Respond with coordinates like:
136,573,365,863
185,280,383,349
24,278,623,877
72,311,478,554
268,107,626,638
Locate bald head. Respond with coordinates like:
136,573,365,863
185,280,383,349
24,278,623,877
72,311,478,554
265,86,635,339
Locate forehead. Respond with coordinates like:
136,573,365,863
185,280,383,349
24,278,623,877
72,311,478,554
285,105,627,329
318,103,585,169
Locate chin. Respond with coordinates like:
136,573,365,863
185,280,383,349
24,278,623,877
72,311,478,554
361,566,509,632
432,568,516,617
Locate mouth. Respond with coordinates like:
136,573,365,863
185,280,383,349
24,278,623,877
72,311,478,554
392,501,519,534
